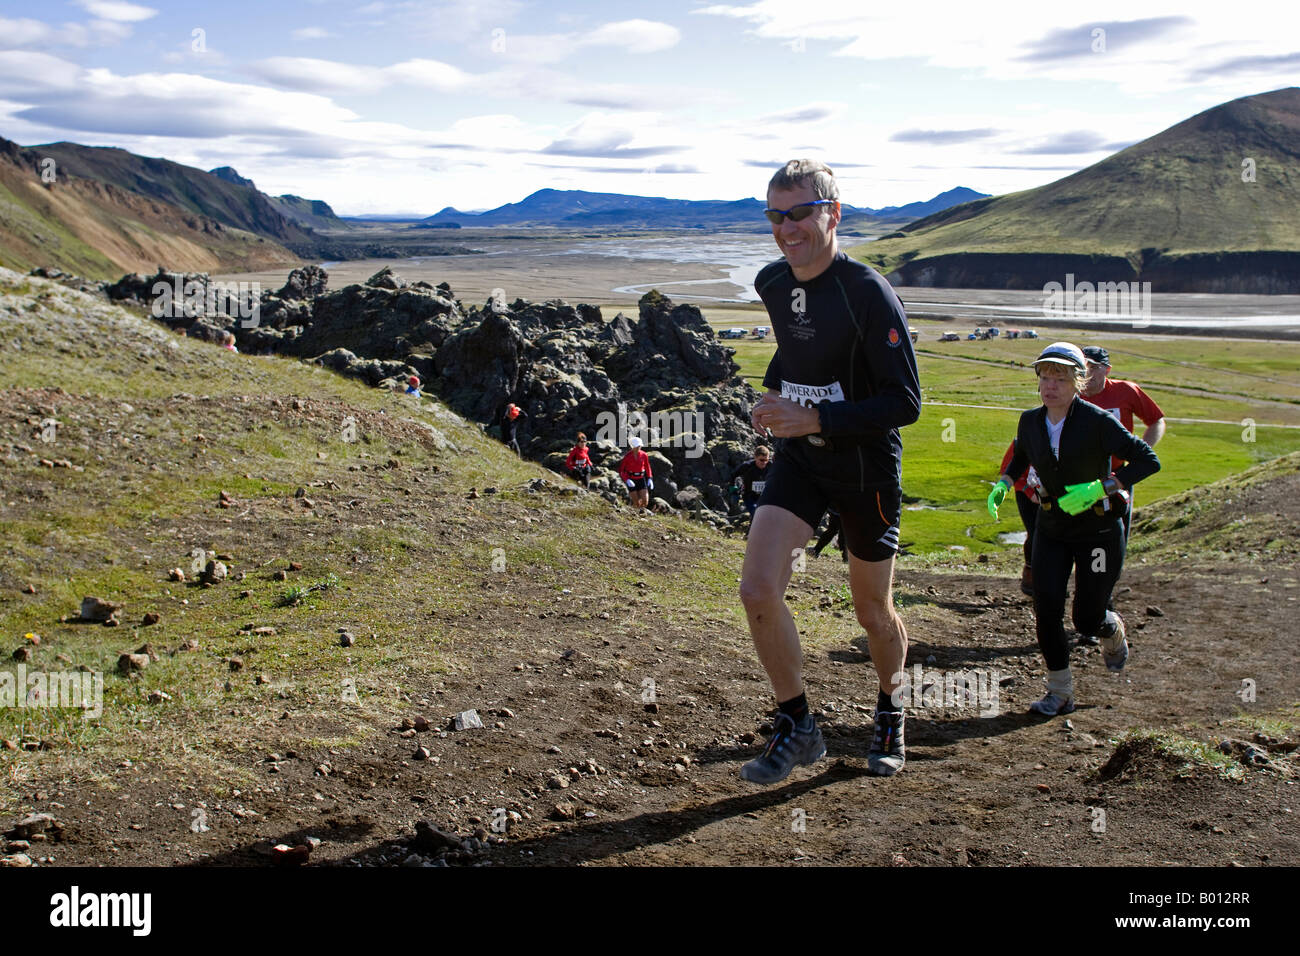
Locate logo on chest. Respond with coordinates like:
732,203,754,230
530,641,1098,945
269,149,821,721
790,287,814,340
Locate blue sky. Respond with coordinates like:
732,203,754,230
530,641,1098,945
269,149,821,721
2,0,1297,215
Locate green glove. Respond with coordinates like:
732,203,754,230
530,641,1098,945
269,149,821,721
987,479,1011,519
1059,480,1105,515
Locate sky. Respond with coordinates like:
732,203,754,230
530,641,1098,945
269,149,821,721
1,0,1298,216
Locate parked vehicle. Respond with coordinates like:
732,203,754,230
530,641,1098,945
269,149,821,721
1022,329,1039,338
939,332,960,342
909,329,920,343
751,327,770,339
719,328,748,339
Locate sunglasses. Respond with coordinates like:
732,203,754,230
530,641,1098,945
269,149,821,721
763,200,835,225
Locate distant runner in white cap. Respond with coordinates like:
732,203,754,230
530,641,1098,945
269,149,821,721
618,436,653,511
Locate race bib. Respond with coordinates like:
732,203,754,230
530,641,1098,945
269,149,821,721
781,379,845,409
752,481,766,494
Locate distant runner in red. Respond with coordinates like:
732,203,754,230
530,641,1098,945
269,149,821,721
1080,346,1165,540
566,432,593,489
618,437,652,510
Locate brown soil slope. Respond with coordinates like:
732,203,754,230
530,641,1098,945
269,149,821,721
0,270,1296,867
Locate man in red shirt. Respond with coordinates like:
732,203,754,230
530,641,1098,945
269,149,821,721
1081,346,1165,538
1080,345,1166,620
565,432,593,489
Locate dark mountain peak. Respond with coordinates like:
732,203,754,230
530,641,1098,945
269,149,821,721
210,166,255,188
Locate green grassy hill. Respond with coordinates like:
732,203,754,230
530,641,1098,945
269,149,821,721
853,87,1300,290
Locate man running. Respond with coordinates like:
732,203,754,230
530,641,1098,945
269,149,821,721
740,159,921,783
729,445,772,520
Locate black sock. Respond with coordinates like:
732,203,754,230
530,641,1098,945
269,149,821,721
778,693,809,724
877,689,901,715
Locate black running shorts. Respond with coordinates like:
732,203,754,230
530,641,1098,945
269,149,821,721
756,452,901,562
626,478,647,491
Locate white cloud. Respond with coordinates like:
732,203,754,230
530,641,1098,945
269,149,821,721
0,51,84,91
252,57,387,94
541,112,689,159
0,18,59,49
582,20,680,54
250,56,470,95
247,53,699,112
756,102,842,125
0,16,125,49
292,27,333,40
384,58,470,89
484,19,680,65
694,0,1300,96
74,0,157,23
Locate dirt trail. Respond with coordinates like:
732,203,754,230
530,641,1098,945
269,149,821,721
14,548,1297,867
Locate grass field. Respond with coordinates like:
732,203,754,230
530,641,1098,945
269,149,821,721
693,304,1300,559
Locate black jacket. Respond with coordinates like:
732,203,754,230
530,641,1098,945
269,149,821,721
1006,397,1160,539
757,252,921,490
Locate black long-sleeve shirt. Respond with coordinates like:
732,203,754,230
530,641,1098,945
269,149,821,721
1005,396,1160,539
730,460,770,506
757,251,921,490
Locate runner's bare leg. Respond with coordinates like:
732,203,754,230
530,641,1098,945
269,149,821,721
740,504,815,701
847,553,907,696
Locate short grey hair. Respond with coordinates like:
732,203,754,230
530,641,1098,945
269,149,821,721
768,159,839,201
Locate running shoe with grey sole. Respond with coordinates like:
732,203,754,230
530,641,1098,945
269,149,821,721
739,713,826,784
1101,612,1129,672
867,710,905,776
1028,692,1076,716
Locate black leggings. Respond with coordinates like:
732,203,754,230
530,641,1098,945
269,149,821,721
1031,520,1126,671
1015,489,1038,564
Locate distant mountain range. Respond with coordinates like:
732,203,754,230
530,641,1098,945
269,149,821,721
421,186,989,229
856,87,1300,292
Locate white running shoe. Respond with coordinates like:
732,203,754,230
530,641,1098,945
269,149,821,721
1100,611,1128,672
1028,691,1076,717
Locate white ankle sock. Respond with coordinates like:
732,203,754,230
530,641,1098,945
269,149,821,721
1046,667,1073,699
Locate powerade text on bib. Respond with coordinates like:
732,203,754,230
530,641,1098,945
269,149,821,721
781,380,845,408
